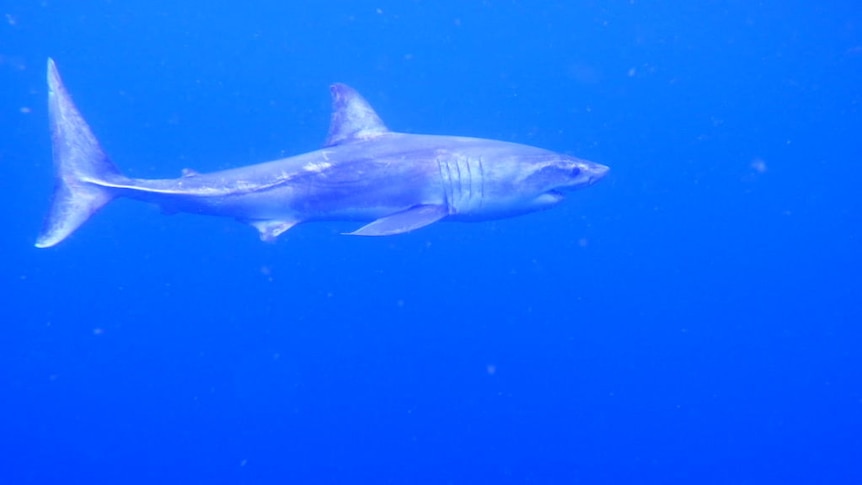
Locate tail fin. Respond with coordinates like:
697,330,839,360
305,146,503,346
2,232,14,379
36,59,124,248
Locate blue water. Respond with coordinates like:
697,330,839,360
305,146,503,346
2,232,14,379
2,1,861,483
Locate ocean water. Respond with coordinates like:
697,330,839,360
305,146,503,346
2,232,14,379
2,1,860,483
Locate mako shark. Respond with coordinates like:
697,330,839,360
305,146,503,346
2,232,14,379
36,59,608,248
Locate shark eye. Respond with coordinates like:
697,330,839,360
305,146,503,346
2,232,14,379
570,167,581,177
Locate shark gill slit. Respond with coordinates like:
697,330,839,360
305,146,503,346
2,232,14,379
454,157,463,207
438,159,456,214
462,156,472,208
436,157,446,208
455,157,466,211
478,157,485,205
465,156,476,208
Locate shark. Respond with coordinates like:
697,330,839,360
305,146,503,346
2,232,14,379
36,58,609,248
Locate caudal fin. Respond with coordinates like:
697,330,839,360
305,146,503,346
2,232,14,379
36,59,125,248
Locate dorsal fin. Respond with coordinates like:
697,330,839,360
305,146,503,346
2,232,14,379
324,83,388,147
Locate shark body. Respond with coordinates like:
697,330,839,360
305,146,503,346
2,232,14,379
36,59,609,248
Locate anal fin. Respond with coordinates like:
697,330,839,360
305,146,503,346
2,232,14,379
346,205,447,236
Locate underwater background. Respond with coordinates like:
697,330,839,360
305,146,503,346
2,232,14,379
2,1,861,483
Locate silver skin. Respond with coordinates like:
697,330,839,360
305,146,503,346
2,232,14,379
36,58,609,248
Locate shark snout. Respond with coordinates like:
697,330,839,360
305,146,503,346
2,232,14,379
587,163,610,185
572,159,609,186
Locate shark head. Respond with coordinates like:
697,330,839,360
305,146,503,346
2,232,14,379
491,150,609,214
522,154,609,195
438,140,609,219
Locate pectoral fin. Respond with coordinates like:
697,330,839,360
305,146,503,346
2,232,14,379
248,219,300,242
346,205,447,236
